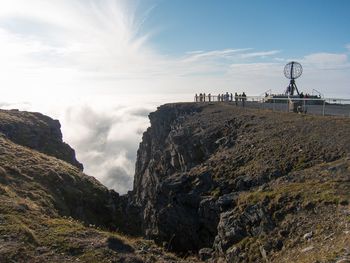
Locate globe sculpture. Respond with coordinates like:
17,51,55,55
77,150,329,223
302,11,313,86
284,61,303,96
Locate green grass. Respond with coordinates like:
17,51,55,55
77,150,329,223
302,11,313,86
238,180,348,208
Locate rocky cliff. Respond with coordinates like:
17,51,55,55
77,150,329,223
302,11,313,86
132,103,350,262
1,104,349,263
0,109,83,170
0,108,195,263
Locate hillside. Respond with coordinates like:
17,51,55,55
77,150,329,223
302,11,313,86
0,109,198,263
0,109,83,170
131,102,350,262
0,104,349,262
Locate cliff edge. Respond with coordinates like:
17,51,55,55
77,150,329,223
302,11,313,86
1,103,349,262
0,109,83,170
132,102,350,262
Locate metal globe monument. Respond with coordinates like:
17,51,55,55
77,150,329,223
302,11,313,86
284,61,303,96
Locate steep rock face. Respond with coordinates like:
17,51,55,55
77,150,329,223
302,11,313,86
132,102,350,261
0,109,83,170
133,104,218,252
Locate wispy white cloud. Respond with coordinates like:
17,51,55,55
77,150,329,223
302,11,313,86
241,50,281,59
0,0,161,100
182,48,251,62
302,53,350,70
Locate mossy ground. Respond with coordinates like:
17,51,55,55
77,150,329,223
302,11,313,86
163,103,350,262
0,195,184,262
0,133,199,262
224,158,350,263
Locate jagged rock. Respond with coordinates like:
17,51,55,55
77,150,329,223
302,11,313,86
259,245,268,262
132,104,219,252
198,248,213,261
0,109,83,169
225,246,240,262
214,204,275,257
303,231,313,240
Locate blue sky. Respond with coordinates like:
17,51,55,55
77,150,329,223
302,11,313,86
0,0,349,99
0,0,349,193
142,0,350,57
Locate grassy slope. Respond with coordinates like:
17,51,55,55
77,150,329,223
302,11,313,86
0,134,198,262
236,158,350,262
0,109,83,169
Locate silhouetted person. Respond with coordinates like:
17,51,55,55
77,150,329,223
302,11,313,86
195,93,198,102
203,93,206,102
235,92,238,106
242,92,247,107
230,93,233,102
208,93,211,102
199,93,203,102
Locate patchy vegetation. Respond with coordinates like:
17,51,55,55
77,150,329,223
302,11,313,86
0,109,199,263
1,104,349,262
132,102,350,262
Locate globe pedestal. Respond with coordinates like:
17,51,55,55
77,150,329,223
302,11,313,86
286,79,299,96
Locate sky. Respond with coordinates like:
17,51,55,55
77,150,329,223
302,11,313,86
0,0,349,193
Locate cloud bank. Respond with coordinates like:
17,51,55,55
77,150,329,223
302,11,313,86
62,100,154,194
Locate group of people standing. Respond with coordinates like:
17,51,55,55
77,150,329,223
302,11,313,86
195,93,211,102
194,92,247,106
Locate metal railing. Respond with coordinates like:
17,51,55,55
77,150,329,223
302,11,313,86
193,95,350,117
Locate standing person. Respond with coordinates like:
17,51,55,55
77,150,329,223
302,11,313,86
195,93,198,102
218,94,221,102
208,93,211,102
203,93,206,102
242,92,247,107
199,93,203,102
230,93,233,102
235,92,238,106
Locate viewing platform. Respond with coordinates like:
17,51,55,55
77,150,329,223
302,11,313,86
193,94,350,117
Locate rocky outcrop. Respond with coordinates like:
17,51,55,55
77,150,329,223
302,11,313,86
132,104,220,252
131,102,350,262
0,108,198,263
0,109,83,170
0,109,139,231
0,132,124,229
